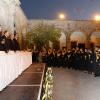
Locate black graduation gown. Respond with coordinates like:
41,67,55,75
46,53,53,67
56,53,62,67
87,53,96,73
95,57,100,77
52,53,57,67
80,52,85,70
61,53,65,67
61,52,68,68
69,52,75,69
67,52,71,69
81,52,86,71
74,52,80,70
90,53,96,73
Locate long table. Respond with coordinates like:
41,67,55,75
0,51,32,91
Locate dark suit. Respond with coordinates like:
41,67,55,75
9,39,15,51
0,35,10,52
13,39,20,51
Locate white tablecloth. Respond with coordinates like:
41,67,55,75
0,51,32,91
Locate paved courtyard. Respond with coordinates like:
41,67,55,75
53,68,100,100
0,63,45,100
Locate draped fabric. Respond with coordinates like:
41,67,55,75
0,51,32,91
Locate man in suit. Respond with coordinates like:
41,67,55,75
0,30,11,52
0,26,4,50
9,34,15,51
13,33,20,51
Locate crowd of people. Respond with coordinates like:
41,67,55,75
34,47,100,77
0,27,20,53
46,47,100,77
1,26,100,77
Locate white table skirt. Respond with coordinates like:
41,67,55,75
0,51,32,91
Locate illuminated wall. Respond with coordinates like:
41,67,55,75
0,0,27,33
91,32,100,47
28,19,100,48
70,31,86,43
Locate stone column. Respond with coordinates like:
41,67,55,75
66,38,71,50
86,35,91,49
66,31,72,50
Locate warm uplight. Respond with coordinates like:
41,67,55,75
94,15,100,21
59,13,66,20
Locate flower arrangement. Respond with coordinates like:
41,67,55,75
42,67,53,100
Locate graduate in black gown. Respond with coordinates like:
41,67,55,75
94,52,100,77
46,48,53,67
61,49,68,68
67,50,71,69
72,49,84,71
56,50,62,67
80,49,85,71
52,49,57,67
90,50,96,73
70,48,78,70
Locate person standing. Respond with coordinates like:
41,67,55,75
0,30,11,53
9,34,15,51
95,52,100,77
52,49,57,67
13,33,20,51
56,50,62,68
46,48,53,67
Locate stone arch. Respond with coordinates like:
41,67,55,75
91,31,100,47
59,32,66,48
70,31,86,43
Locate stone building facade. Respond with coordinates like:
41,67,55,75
28,19,100,49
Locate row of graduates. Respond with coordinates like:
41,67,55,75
46,48,100,77
0,30,20,53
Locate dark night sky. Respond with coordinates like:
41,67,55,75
20,0,100,20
